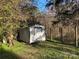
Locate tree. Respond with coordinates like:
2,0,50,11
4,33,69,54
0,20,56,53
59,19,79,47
0,0,37,46
46,0,79,47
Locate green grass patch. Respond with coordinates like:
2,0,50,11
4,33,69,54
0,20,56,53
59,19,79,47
0,40,79,59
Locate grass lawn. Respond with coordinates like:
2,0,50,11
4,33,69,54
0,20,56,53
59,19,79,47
0,39,79,59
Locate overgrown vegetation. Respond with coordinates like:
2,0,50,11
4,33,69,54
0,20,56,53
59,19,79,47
0,0,37,46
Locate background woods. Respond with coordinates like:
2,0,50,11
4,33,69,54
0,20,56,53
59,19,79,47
44,0,79,47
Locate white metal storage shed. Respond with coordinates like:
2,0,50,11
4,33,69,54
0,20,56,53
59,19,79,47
17,24,46,44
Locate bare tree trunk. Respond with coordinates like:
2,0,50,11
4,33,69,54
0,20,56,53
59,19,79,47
75,25,78,47
59,27,63,42
45,19,47,40
50,28,52,41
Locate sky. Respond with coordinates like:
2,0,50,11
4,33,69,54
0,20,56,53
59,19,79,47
32,0,48,12
32,0,79,12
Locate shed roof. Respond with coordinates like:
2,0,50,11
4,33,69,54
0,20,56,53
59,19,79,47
30,24,45,29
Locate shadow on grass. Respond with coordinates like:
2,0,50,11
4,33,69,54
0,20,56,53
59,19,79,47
0,48,22,59
31,40,79,56
47,39,75,47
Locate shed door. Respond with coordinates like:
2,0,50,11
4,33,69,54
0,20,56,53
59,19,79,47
34,27,42,41
30,27,45,43
30,27,35,43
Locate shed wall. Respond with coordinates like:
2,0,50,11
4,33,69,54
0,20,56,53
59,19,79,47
18,28,30,43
